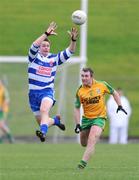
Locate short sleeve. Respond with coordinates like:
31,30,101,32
75,92,81,108
103,81,114,94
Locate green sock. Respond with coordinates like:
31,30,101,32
78,160,87,169
6,133,14,143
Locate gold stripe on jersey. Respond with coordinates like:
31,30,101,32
75,80,114,119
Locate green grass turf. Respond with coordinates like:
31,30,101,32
0,143,139,180
0,0,80,55
0,0,139,137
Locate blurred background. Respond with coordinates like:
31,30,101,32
0,0,138,142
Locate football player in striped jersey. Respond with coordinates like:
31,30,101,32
28,22,78,142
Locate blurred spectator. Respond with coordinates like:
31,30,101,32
107,88,132,144
0,79,14,143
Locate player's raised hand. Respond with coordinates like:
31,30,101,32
45,21,57,36
116,105,127,115
68,27,78,41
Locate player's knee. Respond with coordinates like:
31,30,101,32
40,107,48,114
87,136,97,146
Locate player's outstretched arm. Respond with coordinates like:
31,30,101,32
112,90,127,115
67,27,78,53
112,90,121,106
33,21,57,46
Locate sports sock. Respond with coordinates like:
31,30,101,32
6,133,14,143
40,124,48,135
78,160,87,169
53,116,60,126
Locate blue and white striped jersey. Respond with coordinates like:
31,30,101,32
28,44,73,92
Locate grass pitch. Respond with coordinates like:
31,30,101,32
0,143,139,180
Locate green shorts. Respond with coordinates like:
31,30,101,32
0,111,4,120
81,117,106,130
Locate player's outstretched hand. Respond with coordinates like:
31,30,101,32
68,27,78,41
116,105,127,115
75,124,81,133
45,21,57,36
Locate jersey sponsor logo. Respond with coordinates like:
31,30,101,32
81,95,101,105
36,66,52,76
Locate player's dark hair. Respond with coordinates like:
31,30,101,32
82,67,94,77
44,38,51,44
